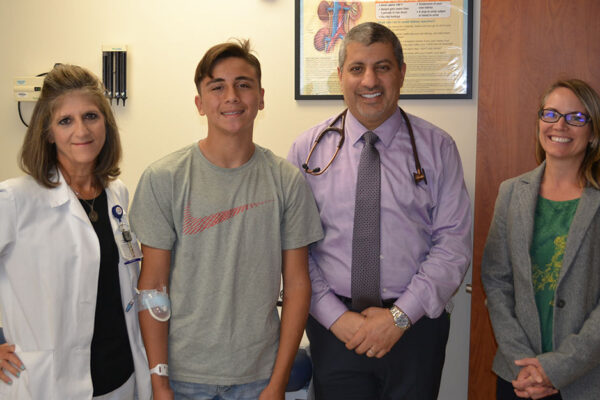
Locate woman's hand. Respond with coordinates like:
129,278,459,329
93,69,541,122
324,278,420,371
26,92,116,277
512,358,558,399
0,344,24,384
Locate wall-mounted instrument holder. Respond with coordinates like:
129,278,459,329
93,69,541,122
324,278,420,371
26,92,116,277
102,45,127,106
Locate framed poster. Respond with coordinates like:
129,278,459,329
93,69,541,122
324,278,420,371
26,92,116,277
295,0,473,99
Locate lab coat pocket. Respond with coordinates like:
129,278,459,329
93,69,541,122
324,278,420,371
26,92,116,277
0,347,54,399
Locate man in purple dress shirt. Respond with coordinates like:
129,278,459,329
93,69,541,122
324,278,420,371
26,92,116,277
288,22,472,399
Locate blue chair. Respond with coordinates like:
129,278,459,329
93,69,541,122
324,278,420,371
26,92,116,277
286,347,312,392
0,327,5,345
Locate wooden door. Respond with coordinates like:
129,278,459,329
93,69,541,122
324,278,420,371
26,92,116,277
469,1,600,398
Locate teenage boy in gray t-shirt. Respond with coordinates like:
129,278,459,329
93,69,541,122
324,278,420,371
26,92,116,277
129,40,324,400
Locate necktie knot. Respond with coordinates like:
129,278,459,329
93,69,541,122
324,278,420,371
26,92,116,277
363,131,379,146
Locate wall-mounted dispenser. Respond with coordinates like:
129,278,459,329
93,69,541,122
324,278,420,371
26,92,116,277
13,76,45,102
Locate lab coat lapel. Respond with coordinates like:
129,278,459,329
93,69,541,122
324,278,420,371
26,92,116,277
46,172,70,208
105,184,119,236
106,185,129,301
50,170,92,224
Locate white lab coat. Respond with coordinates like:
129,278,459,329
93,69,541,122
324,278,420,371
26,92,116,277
0,172,151,399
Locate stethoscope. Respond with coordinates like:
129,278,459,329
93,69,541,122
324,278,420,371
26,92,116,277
302,107,427,185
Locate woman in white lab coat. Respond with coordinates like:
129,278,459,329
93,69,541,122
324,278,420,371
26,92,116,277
0,64,151,399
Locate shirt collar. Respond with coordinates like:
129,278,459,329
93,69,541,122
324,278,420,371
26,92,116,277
45,168,72,208
346,107,404,148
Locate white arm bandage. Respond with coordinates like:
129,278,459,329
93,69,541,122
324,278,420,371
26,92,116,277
136,286,171,322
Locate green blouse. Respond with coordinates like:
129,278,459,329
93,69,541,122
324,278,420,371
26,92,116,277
530,196,579,353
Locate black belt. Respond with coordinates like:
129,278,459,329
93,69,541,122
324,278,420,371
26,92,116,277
335,294,397,310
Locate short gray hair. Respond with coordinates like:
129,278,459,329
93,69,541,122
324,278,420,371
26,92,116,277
338,22,404,69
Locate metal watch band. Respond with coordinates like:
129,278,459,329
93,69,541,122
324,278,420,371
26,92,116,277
150,363,169,376
390,305,411,329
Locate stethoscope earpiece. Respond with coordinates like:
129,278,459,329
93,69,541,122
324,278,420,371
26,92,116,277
302,110,347,176
413,169,427,185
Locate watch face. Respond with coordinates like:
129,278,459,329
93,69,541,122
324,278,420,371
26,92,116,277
396,314,409,328
391,306,410,329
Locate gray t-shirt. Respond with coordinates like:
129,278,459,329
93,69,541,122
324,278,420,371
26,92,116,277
130,143,323,385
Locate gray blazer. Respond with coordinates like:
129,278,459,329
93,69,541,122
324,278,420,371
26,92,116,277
482,163,600,399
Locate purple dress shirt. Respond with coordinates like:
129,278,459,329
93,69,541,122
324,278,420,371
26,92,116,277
288,108,472,329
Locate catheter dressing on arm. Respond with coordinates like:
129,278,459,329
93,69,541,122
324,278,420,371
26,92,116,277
136,286,171,322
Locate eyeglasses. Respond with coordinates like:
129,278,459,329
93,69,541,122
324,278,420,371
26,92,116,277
538,109,591,127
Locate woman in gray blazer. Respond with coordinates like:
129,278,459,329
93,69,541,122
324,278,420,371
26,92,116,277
482,79,600,400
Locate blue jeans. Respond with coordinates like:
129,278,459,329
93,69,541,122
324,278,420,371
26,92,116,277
171,378,270,400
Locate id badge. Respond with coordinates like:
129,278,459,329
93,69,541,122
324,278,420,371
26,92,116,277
117,227,143,264
112,205,143,264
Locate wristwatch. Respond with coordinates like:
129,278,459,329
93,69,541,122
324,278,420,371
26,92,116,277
390,305,411,329
150,363,169,376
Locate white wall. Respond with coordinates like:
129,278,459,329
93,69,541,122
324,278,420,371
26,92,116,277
0,1,479,398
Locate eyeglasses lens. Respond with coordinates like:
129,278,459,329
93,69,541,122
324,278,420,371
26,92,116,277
540,110,559,123
539,109,589,127
565,113,587,127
